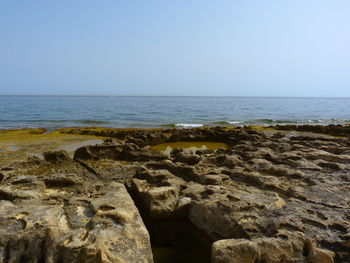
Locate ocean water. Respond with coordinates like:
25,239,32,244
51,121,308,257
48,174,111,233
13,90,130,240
0,96,349,130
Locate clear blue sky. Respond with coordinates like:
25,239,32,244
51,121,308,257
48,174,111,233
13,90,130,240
0,1,349,96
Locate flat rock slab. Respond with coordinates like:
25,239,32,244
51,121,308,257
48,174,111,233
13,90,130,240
0,163,153,263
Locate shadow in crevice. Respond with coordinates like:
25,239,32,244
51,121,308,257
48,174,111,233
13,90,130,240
125,184,211,263
152,245,199,263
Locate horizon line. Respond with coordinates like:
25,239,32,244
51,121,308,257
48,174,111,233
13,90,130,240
1,94,350,98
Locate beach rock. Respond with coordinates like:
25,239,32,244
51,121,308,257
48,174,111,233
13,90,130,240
1,126,350,262
121,146,169,161
43,173,83,188
43,150,70,163
275,124,350,137
215,154,242,167
74,145,123,160
212,231,335,263
132,179,180,218
0,202,71,263
174,151,201,165
134,168,180,185
131,169,185,218
185,182,287,240
0,168,153,263
26,155,43,165
84,183,153,263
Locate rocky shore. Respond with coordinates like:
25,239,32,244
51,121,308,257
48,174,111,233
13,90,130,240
0,125,349,262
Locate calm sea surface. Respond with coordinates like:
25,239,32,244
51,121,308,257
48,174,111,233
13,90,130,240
0,96,349,130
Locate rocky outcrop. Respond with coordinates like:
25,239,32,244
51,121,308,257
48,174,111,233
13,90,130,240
43,150,71,163
212,231,335,263
274,124,350,137
0,126,349,262
0,159,153,263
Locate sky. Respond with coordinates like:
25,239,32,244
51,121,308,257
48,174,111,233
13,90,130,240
0,1,349,96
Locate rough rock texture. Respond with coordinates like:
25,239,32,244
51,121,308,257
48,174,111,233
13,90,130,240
274,124,350,137
212,231,335,263
1,126,349,262
0,159,153,263
43,150,71,163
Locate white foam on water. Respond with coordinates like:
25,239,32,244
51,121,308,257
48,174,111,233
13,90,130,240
175,123,203,128
228,121,241,124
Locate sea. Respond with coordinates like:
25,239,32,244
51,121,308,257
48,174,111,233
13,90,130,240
0,96,349,130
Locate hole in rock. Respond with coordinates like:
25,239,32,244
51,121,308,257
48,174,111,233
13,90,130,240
148,219,207,263
44,178,77,188
0,190,15,201
99,205,115,211
152,245,199,263
329,223,347,234
303,242,310,257
38,240,46,263
20,255,29,263
127,185,211,263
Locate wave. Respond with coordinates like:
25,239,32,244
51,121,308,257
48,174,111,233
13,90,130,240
228,121,241,124
175,123,204,128
245,119,350,125
0,118,349,130
212,121,241,125
202,119,350,127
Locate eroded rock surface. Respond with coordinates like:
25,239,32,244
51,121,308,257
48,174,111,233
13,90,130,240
0,158,153,263
0,126,349,262
212,231,335,263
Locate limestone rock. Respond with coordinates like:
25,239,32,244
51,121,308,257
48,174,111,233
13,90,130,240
174,152,201,165
0,168,153,263
43,150,70,163
212,231,335,263
132,178,180,218
74,145,123,160
2,126,350,262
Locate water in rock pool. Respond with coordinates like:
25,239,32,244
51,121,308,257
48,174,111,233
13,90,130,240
1,96,349,129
